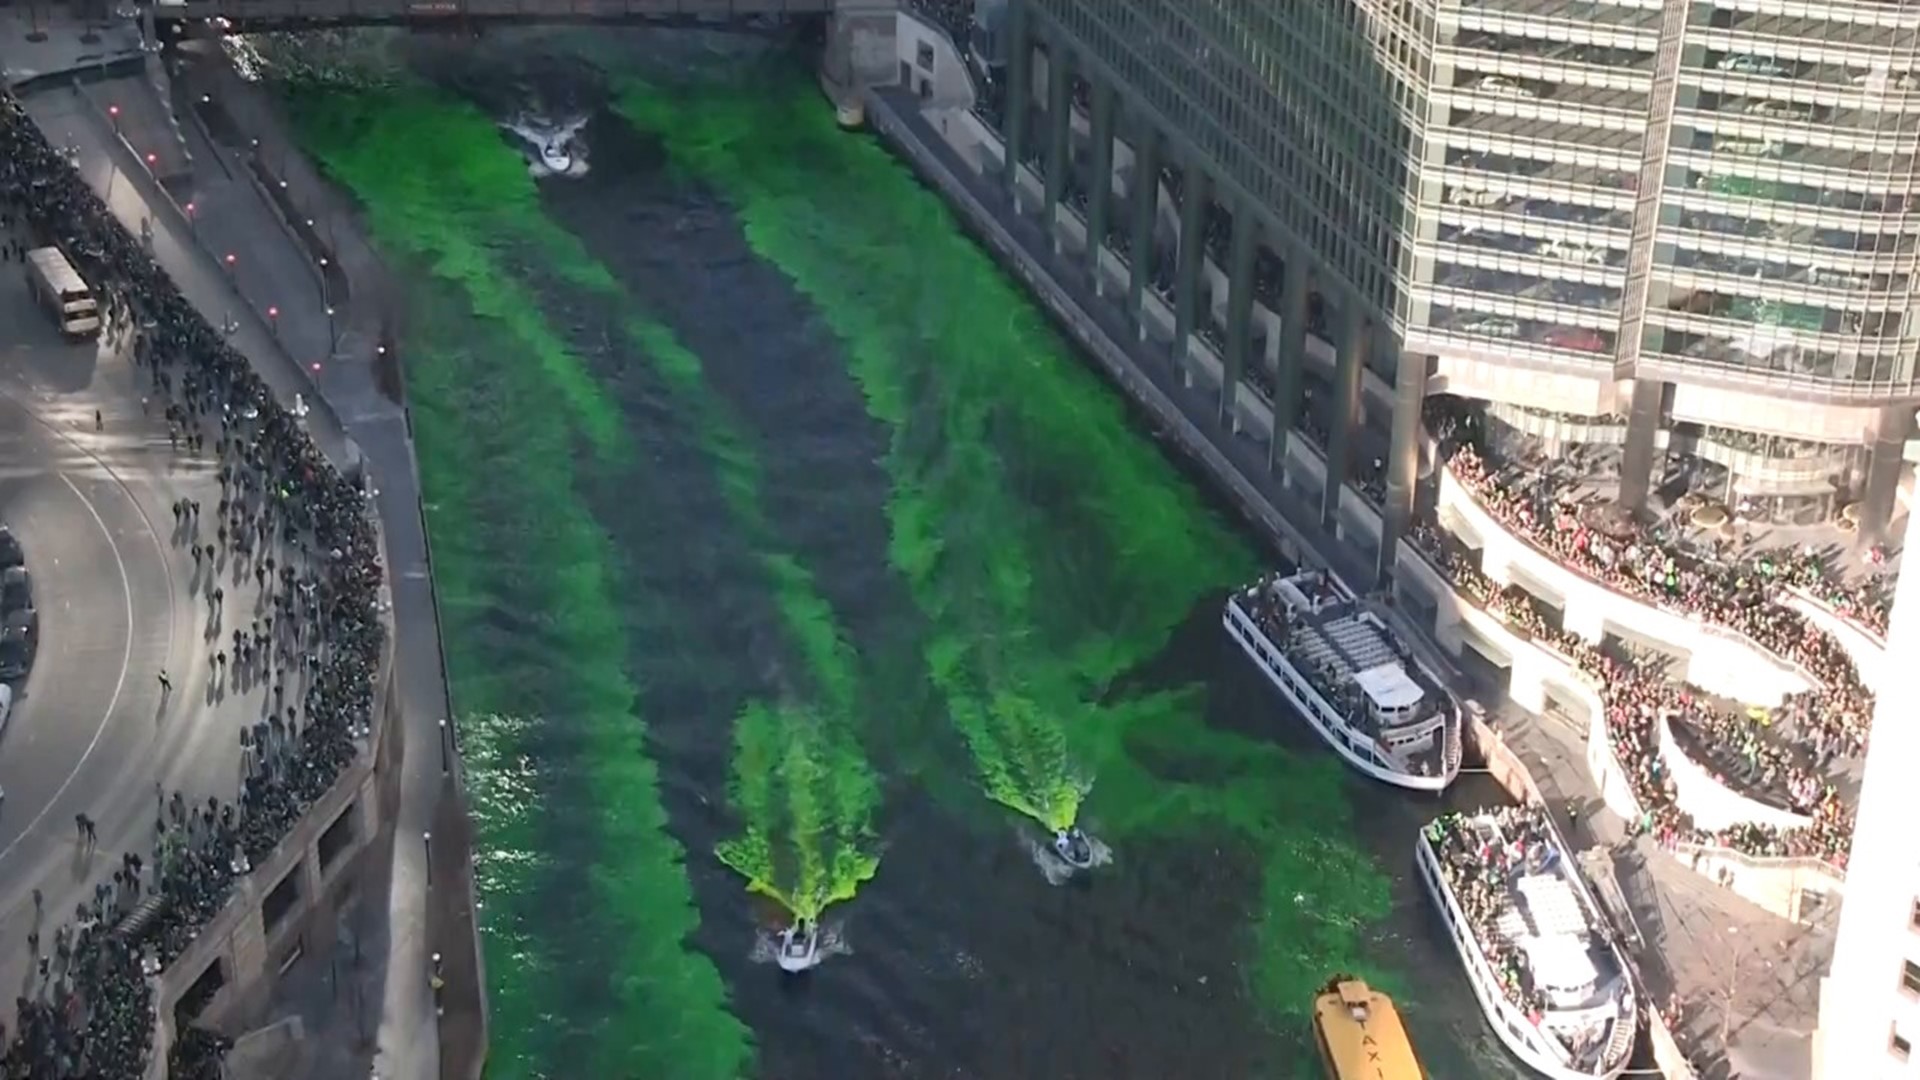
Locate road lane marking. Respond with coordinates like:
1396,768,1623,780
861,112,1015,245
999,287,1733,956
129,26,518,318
0,473,135,866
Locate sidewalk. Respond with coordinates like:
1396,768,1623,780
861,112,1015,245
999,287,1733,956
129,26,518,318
16,55,472,1080
159,52,490,1079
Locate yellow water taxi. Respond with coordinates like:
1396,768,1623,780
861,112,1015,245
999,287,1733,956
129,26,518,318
1314,975,1426,1080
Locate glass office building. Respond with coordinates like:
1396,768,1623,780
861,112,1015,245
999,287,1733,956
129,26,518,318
1020,0,1920,534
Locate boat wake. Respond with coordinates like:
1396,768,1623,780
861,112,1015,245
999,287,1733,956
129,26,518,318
748,919,850,972
499,113,591,179
1023,825,1113,885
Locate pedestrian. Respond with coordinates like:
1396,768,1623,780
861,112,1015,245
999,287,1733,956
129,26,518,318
93,409,102,431
157,669,171,693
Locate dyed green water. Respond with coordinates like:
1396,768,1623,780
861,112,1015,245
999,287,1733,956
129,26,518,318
282,35,1515,1080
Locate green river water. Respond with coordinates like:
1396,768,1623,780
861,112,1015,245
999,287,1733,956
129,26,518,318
275,30,1522,1080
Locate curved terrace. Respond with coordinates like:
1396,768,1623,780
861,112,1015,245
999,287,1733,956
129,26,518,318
1418,401,1878,868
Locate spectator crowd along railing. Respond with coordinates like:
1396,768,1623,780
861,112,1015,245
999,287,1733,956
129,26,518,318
0,88,385,1079
1414,403,1878,868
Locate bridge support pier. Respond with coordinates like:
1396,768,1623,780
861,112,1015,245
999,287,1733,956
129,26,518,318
820,0,902,126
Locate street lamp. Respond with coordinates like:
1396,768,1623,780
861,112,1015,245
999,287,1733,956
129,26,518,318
438,718,449,775
184,201,197,236
223,253,237,281
266,306,280,339
325,307,337,351
423,831,433,886
107,104,120,132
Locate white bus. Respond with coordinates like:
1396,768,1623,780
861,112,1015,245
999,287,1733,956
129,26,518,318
25,247,100,340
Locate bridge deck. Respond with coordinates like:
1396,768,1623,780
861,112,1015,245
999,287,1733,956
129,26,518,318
163,0,836,21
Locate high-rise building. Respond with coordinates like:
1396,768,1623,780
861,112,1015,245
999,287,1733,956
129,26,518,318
1816,494,1920,1079
996,0,1920,544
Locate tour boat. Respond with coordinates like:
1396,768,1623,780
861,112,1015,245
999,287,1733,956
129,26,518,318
1313,975,1426,1080
1416,807,1637,1080
1050,826,1093,870
776,920,821,973
1223,569,1463,791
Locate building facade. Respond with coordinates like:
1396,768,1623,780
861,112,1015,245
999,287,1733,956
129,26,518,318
1816,498,1920,1080
997,0,1920,540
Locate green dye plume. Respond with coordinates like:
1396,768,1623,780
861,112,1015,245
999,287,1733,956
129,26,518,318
612,69,1400,1030
619,312,882,924
291,73,888,930
714,703,881,922
286,86,753,1078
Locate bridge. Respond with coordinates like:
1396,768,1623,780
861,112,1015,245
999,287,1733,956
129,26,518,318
141,0,897,114
154,0,844,26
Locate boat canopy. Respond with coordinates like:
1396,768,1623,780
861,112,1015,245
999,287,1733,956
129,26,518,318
1355,663,1424,712
1520,934,1599,995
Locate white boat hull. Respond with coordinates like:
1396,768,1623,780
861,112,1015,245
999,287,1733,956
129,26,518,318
1223,599,1454,792
1414,832,1631,1080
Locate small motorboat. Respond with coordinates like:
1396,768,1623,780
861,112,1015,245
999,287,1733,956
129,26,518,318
538,139,572,175
776,920,820,973
1051,827,1093,870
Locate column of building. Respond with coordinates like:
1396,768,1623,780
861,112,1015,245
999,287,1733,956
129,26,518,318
1815,500,1920,1078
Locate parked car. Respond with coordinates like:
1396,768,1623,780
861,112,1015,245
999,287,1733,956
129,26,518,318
0,684,14,737
0,627,33,680
0,568,28,614
5,599,36,641
0,527,22,570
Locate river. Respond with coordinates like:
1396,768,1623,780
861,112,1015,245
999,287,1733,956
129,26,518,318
266,26,1529,1080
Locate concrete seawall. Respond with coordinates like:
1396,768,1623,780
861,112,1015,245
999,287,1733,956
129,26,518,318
862,86,1699,1080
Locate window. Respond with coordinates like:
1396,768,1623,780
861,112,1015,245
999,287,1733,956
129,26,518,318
1903,959,1920,996
1893,1025,1912,1062
1912,898,1920,930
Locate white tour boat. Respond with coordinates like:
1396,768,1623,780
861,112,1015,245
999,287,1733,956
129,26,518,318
1417,806,1638,1080
1223,569,1463,791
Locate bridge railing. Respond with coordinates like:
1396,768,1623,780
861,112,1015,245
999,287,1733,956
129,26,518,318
164,0,837,22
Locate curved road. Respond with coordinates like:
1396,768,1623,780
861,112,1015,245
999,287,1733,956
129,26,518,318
0,251,251,1009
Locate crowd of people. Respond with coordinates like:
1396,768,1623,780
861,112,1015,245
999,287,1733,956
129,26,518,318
1424,807,1559,1019
0,88,385,1077
1447,439,1880,757
1411,405,1871,867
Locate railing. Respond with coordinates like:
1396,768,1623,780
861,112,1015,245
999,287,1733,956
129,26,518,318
1438,458,1829,691
1670,839,1848,885
164,0,835,18
1785,584,1889,646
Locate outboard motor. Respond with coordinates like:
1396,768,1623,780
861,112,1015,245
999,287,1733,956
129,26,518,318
776,920,821,974
1052,827,1093,869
